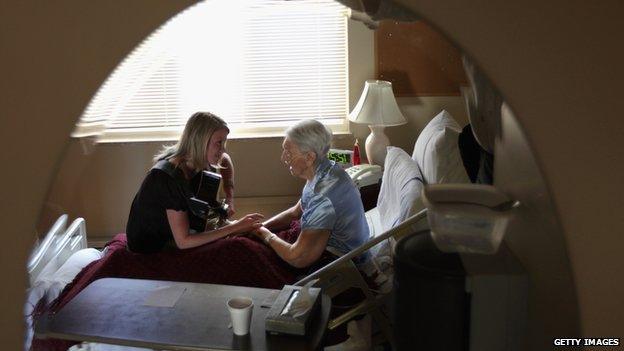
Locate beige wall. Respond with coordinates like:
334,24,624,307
41,19,467,241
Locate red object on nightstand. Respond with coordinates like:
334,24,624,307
353,139,361,165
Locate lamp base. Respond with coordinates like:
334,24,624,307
365,125,390,166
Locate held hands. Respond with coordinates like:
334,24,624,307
231,213,264,234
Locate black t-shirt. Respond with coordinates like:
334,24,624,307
126,161,205,253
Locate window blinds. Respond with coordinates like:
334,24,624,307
72,0,348,142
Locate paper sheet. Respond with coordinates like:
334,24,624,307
142,285,187,308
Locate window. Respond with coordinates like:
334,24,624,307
73,0,349,142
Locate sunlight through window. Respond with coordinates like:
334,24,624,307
73,0,349,142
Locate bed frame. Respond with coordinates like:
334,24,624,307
27,216,88,285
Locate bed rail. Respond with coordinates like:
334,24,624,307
294,208,428,348
55,218,88,264
29,217,88,285
28,215,69,284
295,208,428,286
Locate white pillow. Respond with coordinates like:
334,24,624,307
412,110,470,184
368,147,424,275
51,248,103,285
26,248,103,316
378,147,425,232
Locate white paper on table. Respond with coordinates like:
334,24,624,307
142,285,187,308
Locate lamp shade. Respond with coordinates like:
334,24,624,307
348,80,407,126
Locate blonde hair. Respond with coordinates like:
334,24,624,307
155,112,229,171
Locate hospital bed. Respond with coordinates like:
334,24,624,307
26,109,471,350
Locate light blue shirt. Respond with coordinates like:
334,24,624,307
300,158,370,262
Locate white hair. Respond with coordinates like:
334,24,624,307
285,119,333,165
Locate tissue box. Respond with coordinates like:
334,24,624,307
265,285,321,336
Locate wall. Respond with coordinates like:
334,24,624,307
41,18,467,242
375,21,468,96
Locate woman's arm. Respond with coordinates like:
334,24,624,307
262,200,303,232
219,153,235,216
167,210,263,250
253,226,330,268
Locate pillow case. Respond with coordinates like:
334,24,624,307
367,147,425,276
377,146,425,232
26,248,104,314
412,110,470,184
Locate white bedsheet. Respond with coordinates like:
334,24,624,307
25,248,104,351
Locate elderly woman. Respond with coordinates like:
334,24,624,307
252,119,370,268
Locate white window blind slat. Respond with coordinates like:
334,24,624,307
72,0,348,141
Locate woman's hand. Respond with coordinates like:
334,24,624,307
231,213,264,234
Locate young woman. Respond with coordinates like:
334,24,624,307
126,112,263,253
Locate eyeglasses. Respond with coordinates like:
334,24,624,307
282,149,306,164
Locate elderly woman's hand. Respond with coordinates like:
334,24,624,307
231,213,264,234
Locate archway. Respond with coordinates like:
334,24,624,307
3,1,623,349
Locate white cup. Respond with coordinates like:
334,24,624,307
227,297,254,336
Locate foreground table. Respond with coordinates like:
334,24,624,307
37,277,331,350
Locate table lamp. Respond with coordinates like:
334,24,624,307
348,80,407,166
